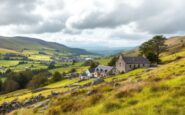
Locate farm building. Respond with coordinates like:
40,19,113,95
94,65,115,77
116,55,150,73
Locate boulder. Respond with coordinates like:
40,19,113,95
91,78,104,85
86,89,97,95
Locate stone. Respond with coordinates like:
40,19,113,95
91,78,104,85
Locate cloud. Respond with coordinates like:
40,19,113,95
0,0,41,25
0,0,185,48
66,0,185,34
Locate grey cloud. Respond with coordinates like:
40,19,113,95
0,0,41,25
68,3,134,29
67,0,185,34
110,32,151,40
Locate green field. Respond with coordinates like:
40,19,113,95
0,48,18,54
50,62,89,74
28,54,51,61
0,60,20,67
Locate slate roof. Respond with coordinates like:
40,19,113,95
89,68,95,73
122,56,150,64
95,65,113,71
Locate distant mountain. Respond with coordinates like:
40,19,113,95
86,47,134,56
0,36,93,56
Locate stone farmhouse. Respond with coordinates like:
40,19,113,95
116,55,150,73
94,65,115,77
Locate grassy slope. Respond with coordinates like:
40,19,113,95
123,36,185,57
4,36,185,114
46,56,185,115
8,48,185,115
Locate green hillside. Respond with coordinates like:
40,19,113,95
123,36,185,57
4,46,185,115
1,36,185,115
0,36,92,55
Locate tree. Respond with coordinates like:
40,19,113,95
108,56,118,66
69,68,76,73
139,35,167,63
0,79,2,92
48,62,55,69
89,61,99,69
27,75,48,89
52,71,62,82
3,80,20,92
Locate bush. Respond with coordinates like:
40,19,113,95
150,84,169,92
3,79,20,92
102,101,121,113
86,93,103,105
127,99,138,105
51,71,62,82
115,90,132,99
27,75,48,89
69,68,76,73
48,106,61,115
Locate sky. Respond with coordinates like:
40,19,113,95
0,0,185,49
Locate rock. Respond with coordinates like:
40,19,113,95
32,88,47,93
33,99,50,110
91,78,104,85
51,91,60,97
86,90,96,95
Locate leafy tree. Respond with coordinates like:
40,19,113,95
108,56,118,66
72,60,76,65
0,79,2,92
27,75,48,89
69,68,76,73
3,80,20,92
88,61,99,69
48,62,55,69
62,72,66,76
139,35,167,63
52,71,62,82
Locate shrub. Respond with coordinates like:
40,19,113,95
150,84,169,92
102,101,121,113
127,99,138,105
115,90,132,99
86,93,103,105
51,71,62,82
48,106,61,115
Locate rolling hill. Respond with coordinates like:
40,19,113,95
0,36,92,56
3,38,185,115
123,36,185,57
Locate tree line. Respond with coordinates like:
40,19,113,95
0,69,66,94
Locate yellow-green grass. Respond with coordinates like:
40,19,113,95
4,56,185,115
44,78,78,89
0,79,77,105
22,50,39,55
0,48,18,54
95,57,111,65
10,63,48,72
28,54,51,61
161,48,185,63
50,62,89,74
46,58,185,115
50,66,89,74
0,60,20,67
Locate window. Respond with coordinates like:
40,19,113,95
130,65,132,68
119,63,122,67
